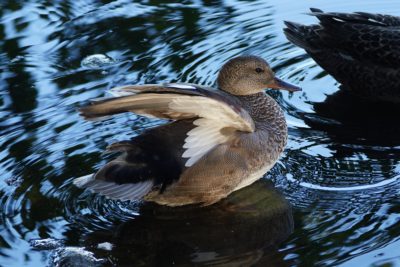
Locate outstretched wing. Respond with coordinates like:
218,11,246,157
80,83,255,167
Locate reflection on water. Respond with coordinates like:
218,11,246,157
83,180,293,266
1,0,400,266
305,89,400,147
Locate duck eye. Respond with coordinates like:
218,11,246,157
255,68,263,73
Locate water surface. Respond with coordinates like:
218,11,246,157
1,0,400,266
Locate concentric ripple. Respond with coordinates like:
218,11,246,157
1,0,400,266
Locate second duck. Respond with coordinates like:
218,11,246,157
284,8,400,103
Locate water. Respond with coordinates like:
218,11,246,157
1,0,400,266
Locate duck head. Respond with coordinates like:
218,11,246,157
217,55,301,95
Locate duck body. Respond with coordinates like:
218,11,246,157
143,91,288,206
74,56,300,207
284,8,400,102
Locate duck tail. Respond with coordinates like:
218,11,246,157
283,21,318,52
309,7,388,27
284,8,329,52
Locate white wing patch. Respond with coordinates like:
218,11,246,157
170,96,255,167
182,119,230,166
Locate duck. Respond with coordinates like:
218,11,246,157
73,55,301,207
284,8,400,103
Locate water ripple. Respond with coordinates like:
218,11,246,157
1,0,400,266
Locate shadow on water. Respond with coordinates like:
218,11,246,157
82,180,293,266
304,89,400,148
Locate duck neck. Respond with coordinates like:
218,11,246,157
238,92,287,132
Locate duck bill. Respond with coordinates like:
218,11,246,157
267,77,302,92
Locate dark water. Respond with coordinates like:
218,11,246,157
1,0,400,266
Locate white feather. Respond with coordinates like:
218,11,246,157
185,155,203,167
108,88,136,97
108,84,161,97
182,142,216,158
183,132,223,148
168,97,254,167
73,174,95,188
165,83,197,90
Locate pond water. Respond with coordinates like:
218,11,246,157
1,0,400,266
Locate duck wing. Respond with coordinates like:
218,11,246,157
74,83,255,201
74,120,194,201
80,83,255,167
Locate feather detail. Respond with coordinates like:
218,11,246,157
74,174,154,201
73,174,95,188
80,83,255,167
169,99,254,167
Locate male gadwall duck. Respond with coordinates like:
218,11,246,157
284,8,400,103
74,55,301,206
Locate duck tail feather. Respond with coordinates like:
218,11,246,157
310,7,323,13
284,21,318,51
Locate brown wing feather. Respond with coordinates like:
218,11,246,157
79,83,255,171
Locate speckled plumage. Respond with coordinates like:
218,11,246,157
74,56,300,206
284,8,400,102
146,92,288,206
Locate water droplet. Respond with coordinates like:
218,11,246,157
81,54,116,69
10,55,24,63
